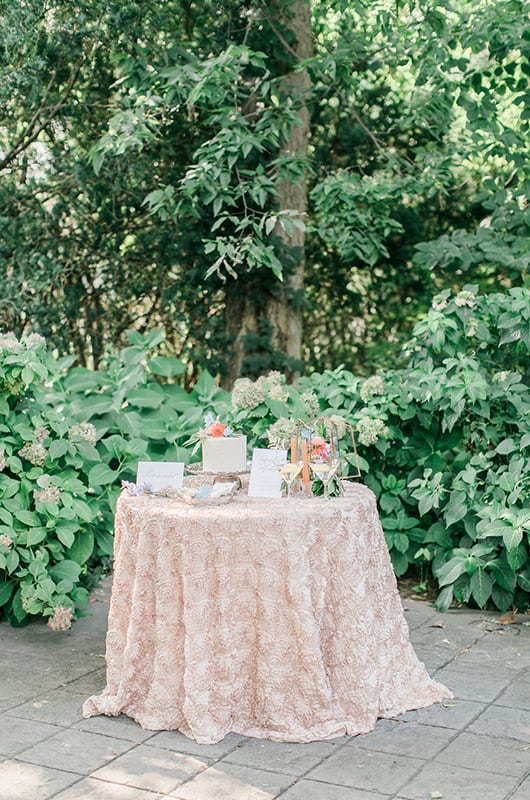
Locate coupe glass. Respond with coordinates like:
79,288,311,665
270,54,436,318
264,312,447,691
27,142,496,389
311,458,340,499
279,462,304,498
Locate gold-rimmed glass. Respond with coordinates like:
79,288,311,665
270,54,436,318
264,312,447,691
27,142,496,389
311,458,340,499
279,462,304,498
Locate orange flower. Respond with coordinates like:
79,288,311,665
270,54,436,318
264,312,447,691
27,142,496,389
205,422,227,437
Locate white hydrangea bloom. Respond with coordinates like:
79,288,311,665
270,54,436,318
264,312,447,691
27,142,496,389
454,290,477,308
34,427,50,442
47,605,74,632
232,378,266,410
432,298,448,311
328,414,348,439
360,375,385,403
0,333,23,353
266,417,298,449
34,485,62,504
268,382,289,402
356,417,389,446
68,422,97,445
18,442,47,466
302,392,320,418
24,333,46,348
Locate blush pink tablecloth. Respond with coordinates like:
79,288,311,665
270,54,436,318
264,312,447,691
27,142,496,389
83,483,451,744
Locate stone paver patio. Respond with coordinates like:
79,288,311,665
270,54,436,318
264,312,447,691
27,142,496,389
1,578,530,800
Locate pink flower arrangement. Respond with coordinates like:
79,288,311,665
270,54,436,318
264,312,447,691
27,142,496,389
185,413,237,455
200,413,233,438
205,421,228,437
310,434,331,462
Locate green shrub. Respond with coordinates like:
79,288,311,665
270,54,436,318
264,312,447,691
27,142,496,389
46,329,232,469
299,286,530,611
0,329,232,627
0,333,105,627
2,287,527,626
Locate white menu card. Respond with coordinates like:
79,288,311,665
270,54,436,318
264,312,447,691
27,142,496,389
247,448,287,498
136,461,185,493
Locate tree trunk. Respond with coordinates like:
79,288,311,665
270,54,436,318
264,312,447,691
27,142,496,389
224,290,260,387
266,0,313,380
223,0,313,388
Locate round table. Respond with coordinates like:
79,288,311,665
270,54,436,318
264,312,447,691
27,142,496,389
83,483,450,743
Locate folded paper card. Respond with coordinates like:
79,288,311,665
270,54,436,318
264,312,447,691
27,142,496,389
136,461,185,493
247,448,287,498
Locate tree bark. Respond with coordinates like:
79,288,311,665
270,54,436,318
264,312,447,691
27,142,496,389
266,0,313,379
223,0,313,387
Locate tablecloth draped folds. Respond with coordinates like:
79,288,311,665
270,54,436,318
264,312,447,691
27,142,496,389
83,484,451,743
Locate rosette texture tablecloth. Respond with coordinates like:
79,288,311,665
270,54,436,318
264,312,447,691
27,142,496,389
83,484,451,743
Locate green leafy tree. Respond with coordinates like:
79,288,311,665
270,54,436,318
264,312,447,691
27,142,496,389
1,0,528,382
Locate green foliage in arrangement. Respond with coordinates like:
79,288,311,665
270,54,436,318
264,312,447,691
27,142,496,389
1,286,528,625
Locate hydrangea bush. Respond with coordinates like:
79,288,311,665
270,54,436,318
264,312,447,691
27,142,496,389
1,287,528,626
298,286,530,611
230,371,340,447
0,334,104,628
0,329,229,627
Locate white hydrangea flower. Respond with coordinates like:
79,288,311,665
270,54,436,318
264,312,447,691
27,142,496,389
18,442,47,466
432,298,448,311
34,485,61,504
68,422,97,445
232,378,266,410
34,427,50,442
328,414,348,439
257,372,288,402
356,417,389,446
454,290,477,308
302,391,320,418
268,382,289,402
24,333,46,348
266,417,298,449
261,370,283,386
360,375,385,404
47,605,74,632
492,371,509,383
0,333,23,353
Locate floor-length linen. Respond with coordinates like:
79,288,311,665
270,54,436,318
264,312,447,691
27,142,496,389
83,483,451,743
